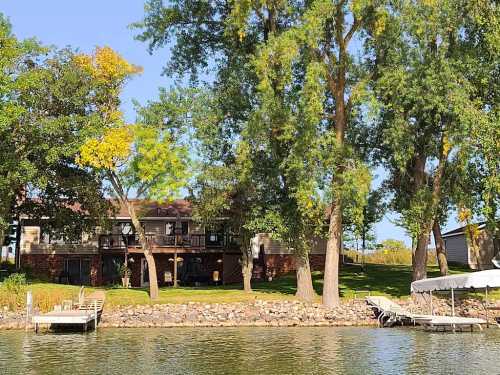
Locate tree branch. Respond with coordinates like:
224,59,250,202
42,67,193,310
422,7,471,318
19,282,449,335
108,170,127,204
344,15,361,46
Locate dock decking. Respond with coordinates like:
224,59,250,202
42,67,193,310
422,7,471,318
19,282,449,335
32,310,98,332
32,289,105,332
366,295,487,331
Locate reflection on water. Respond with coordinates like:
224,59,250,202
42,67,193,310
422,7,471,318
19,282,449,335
1,327,500,375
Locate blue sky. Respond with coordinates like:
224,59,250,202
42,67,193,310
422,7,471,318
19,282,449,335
1,0,460,246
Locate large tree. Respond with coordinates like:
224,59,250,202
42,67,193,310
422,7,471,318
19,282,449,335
0,14,110,255
133,0,310,295
370,0,496,281
76,47,191,299
457,1,500,256
134,0,380,305
230,0,379,306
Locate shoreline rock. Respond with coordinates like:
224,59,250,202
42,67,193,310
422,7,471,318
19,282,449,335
1,297,495,330
0,300,378,330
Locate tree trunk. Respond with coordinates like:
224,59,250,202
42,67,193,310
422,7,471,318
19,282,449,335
411,131,449,282
412,231,429,281
295,253,316,302
144,251,159,299
322,5,350,307
0,227,5,263
125,200,159,300
241,246,253,292
432,221,448,275
323,200,342,307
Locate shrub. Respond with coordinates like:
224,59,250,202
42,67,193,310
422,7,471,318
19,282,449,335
0,273,27,310
3,273,27,294
118,263,131,278
344,238,437,266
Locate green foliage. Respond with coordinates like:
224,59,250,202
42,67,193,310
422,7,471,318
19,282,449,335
345,239,439,266
0,14,112,239
369,0,498,244
2,273,27,295
118,264,131,278
74,47,192,208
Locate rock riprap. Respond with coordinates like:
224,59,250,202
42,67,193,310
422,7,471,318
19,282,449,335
0,300,377,329
98,300,377,328
1,297,495,330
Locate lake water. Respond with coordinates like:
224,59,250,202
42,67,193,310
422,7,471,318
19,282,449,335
1,327,499,374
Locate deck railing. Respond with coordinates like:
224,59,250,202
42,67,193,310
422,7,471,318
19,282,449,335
98,233,239,250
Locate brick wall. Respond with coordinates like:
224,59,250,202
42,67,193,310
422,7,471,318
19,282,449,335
21,254,101,286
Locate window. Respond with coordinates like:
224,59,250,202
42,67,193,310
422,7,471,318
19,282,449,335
120,222,133,235
165,222,176,236
181,222,189,235
64,258,91,285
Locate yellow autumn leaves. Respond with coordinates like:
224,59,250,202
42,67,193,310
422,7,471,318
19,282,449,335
75,46,141,171
74,46,142,84
78,127,133,170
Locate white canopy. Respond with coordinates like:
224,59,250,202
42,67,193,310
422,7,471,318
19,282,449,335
411,269,500,293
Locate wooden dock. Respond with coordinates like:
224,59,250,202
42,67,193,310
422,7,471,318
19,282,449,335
412,316,487,332
32,289,105,332
33,310,98,332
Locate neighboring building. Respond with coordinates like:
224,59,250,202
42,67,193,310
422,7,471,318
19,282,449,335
442,223,497,270
251,234,327,280
0,246,14,263
19,200,327,286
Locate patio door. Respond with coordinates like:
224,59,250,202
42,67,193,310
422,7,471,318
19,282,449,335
66,259,81,284
140,258,150,287
65,258,91,285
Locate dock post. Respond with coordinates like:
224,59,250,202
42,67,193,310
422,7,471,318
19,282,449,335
94,299,97,331
485,286,489,328
451,288,455,317
430,291,433,315
26,291,32,332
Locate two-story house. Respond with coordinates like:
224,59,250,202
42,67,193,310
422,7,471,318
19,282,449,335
19,199,328,287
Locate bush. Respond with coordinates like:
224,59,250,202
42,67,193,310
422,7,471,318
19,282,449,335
2,273,27,294
344,239,437,265
0,273,27,310
118,263,131,278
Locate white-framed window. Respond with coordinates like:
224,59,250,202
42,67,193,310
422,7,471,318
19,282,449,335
165,222,176,236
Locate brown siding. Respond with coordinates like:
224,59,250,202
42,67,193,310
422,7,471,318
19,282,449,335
144,222,164,235
264,254,325,278
223,253,242,284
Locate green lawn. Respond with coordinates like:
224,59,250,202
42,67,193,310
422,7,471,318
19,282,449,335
251,264,472,299
1,264,477,311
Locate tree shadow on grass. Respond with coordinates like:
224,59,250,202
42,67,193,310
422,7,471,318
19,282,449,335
251,264,472,298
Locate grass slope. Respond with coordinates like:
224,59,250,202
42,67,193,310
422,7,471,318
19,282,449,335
1,264,474,311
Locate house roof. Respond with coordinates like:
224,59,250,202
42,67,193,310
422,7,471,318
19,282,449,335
112,199,193,219
442,222,487,238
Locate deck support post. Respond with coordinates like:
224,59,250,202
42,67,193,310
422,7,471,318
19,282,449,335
173,248,178,288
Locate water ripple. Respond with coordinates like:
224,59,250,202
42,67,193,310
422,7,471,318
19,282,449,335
1,327,500,375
